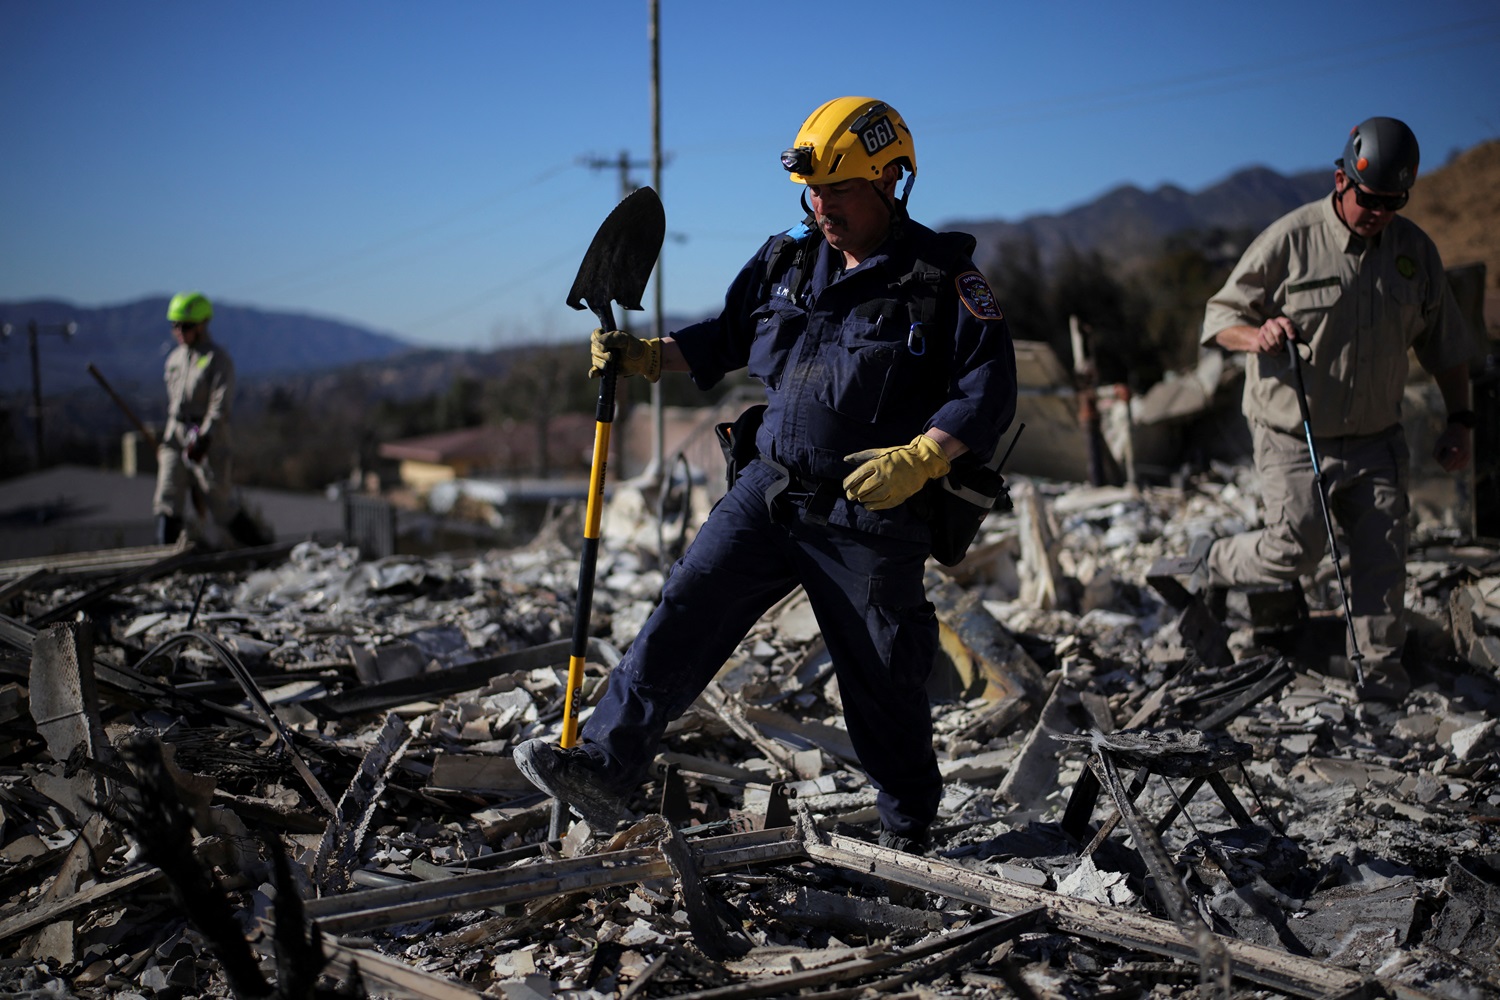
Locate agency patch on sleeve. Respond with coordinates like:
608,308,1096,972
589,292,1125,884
956,271,1004,320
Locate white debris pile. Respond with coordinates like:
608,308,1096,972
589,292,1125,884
0,469,1498,999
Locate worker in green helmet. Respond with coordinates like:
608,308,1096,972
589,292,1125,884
152,292,269,548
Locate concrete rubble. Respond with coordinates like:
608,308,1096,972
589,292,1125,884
2,459,1500,1000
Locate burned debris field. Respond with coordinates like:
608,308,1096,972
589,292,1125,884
3,469,1500,1000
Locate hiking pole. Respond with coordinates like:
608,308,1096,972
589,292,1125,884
550,188,665,838
1285,339,1365,685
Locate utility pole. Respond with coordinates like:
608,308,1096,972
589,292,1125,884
581,151,651,205
649,0,667,566
3,319,76,470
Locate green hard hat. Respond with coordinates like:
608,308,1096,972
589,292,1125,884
167,291,213,324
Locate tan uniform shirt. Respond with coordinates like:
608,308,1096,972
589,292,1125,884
164,333,235,451
1202,194,1473,438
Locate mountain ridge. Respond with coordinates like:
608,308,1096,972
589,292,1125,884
0,296,413,398
6,146,1494,406
940,165,1332,275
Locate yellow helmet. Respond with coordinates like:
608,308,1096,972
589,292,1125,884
781,97,916,187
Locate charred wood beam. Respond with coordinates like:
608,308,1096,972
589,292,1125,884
668,908,1045,1000
305,637,619,719
0,543,181,581
27,541,295,630
304,935,481,1000
288,821,1373,999
0,866,162,943
926,570,1048,703
1186,655,1296,730
803,834,1370,999
0,567,54,606
312,713,413,893
0,611,37,653
1091,745,1232,996
702,681,798,778
658,817,746,960
300,826,804,934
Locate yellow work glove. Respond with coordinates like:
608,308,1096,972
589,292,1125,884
842,434,951,511
589,328,662,382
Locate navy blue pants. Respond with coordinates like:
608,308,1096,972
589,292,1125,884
581,460,942,836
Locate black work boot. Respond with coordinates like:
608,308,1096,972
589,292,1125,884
1356,659,1412,703
155,514,183,546
513,739,628,832
225,511,269,548
1185,533,1215,595
878,826,931,856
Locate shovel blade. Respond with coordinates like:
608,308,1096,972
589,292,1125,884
566,186,665,328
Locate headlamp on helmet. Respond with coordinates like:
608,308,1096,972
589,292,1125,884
780,146,815,175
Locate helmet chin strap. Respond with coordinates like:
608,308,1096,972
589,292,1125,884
872,177,911,240
798,168,913,241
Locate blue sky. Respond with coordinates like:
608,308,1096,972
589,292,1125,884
4,2,1498,350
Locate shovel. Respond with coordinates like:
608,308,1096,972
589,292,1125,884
551,187,664,831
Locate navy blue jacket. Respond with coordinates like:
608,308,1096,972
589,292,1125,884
674,218,1018,539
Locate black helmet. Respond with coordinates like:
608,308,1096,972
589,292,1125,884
1338,117,1420,192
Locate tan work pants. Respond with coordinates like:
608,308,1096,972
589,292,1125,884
1208,420,1409,662
152,444,242,527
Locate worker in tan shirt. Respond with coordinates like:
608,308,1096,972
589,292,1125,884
1199,117,1475,700
153,292,269,548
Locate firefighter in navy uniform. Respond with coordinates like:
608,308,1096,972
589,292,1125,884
517,98,1017,853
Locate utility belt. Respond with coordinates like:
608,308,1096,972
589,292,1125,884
714,403,1021,562
761,457,839,527
714,404,840,526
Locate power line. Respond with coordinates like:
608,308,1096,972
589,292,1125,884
926,16,1500,133
232,160,578,299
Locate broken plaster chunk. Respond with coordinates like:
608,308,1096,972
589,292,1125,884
995,861,1050,887
496,973,554,1000
122,612,171,639
1057,855,1136,907
1282,733,1316,755
1446,718,1496,762
1467,635,1500,671
1391,713,1440,743
1413,772,1443,804
792,748,823,780
619,918,666,947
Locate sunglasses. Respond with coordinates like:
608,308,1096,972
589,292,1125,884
1346,185,1408,212
172,320,199,329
